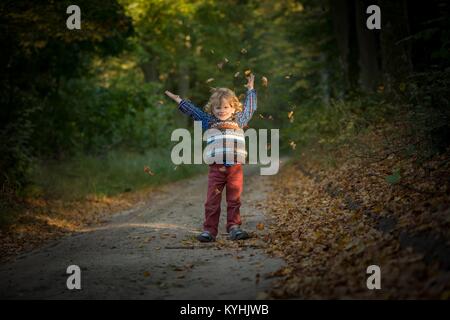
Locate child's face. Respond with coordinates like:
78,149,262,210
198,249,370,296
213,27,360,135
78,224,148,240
213,97,236,120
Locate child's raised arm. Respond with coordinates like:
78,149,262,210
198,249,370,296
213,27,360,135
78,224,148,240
244,73,255,91
164,90,212,129
237,73,257,127
165,90,182,104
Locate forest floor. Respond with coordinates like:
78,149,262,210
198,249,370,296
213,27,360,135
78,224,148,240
1,143,449,299
0,163,286,299
264,142,450,299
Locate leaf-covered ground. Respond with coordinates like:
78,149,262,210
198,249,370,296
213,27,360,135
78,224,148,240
263,141,450,299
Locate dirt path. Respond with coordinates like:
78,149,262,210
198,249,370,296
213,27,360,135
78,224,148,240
0,164,285,299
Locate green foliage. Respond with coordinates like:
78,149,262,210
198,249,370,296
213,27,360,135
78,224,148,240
284,94,395,151
0,0,133,192
405,69,450,156
34,70,176,156
2,0,449,212
30,148,206,201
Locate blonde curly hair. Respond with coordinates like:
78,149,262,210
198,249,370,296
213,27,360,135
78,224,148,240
204,88,243,114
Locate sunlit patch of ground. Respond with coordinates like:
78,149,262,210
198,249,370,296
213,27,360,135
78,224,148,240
0,185,157,262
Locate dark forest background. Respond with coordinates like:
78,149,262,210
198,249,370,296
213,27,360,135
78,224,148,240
1,0,449,222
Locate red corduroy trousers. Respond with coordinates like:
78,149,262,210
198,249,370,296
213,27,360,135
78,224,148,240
203,163,243,237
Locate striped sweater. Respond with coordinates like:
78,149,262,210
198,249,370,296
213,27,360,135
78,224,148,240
204,120,247,165
178,89,257,166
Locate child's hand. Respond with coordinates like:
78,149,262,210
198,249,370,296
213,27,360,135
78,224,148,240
245,73,255,90
165,90,182,104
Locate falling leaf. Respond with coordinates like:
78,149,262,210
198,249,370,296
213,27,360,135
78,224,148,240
256,223,265,230
241,48,247,54
261,76,268,87
144,166,155,176
244,70,251,77
234,71,240,78
289,141,296,150
259,114,265,119
268,115,273,120
34,40,47,49
288,111,294,119
214,188,221,195
206,78,214,83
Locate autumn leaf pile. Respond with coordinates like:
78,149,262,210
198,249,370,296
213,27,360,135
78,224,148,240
264,126,450,299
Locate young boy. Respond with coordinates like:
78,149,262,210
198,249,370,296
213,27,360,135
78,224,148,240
165,74,257,242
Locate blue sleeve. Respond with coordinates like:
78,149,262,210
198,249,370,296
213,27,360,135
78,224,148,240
178,99,212,130
236,89,257,127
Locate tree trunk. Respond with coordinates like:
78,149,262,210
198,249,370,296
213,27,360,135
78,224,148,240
378,0,413,93
320,53,330,104
177,61,191,127
140,58,159,83
177,62,190,98
330,0,359,93
355,0,382,92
